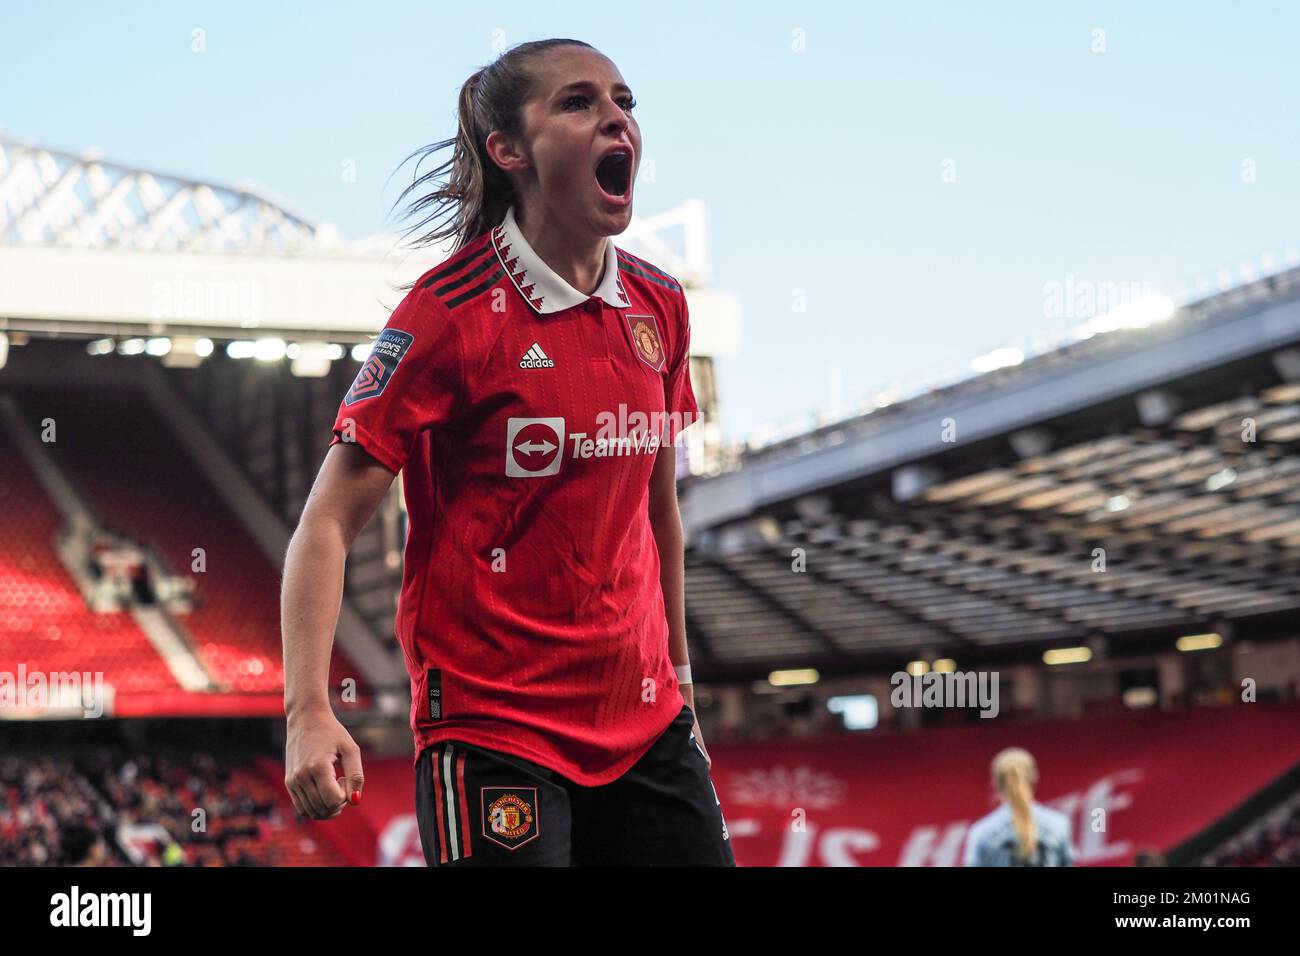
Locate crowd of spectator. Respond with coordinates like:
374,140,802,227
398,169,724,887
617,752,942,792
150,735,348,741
1,750,289,866
0,756,110,866
1204,793,1300,867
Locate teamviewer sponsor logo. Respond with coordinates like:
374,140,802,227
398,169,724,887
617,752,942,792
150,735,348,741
506,417,565,477
505,411,677,477
568,430,661,458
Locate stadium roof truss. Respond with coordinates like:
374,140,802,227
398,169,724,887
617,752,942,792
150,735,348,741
0,136,737,352
683,269,1300,675
0,137,319,253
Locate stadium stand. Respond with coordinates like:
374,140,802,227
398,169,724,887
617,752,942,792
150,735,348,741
1204,790,1300,866
0,422,179,697
9,386,362,698
0,750,347,867
684,382,1300,680
164,355,409,651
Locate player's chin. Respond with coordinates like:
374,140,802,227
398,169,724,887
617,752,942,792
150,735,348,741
590,184,634,230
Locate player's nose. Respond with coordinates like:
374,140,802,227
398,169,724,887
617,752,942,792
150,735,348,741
598,100,632,138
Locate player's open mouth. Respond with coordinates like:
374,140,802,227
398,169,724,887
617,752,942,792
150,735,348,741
595,147,633,202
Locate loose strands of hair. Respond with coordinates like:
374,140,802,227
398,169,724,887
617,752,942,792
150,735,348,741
388,38,596,280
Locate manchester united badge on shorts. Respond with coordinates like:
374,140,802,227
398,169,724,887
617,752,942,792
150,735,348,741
624,313,665,372
481,788,539,850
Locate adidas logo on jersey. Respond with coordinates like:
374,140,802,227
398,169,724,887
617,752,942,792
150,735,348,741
519,342,554,369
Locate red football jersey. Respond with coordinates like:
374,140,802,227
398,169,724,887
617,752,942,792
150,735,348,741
330,207,700,785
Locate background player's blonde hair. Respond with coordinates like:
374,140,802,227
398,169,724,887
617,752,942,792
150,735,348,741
391,38,596,258
991,747,1038,859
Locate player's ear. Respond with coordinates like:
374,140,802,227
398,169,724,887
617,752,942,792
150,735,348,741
485,129,529,176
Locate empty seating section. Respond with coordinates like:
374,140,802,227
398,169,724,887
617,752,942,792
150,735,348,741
685,384,1300,670
12,388,360,695
0,426,178,694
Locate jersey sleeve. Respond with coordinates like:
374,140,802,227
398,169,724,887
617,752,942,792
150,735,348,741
329,285,464,474
663,292,700,444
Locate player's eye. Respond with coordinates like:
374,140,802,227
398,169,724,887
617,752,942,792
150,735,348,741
562,94,636,112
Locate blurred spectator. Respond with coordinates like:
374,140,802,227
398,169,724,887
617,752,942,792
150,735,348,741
60,821,108,866
2,750,286,866
84,530,155,609
1204,793,1300,867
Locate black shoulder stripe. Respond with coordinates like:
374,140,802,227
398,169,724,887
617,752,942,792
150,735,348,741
418,237,504,310
426,250,499,299
421,241,494,290
616,248,677,281
617,257,682,294
444,267,505,309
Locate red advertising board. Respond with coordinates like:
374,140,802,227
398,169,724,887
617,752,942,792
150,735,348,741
262,702,1300,866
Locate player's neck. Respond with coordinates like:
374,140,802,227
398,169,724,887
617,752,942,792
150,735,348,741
514,204,607,297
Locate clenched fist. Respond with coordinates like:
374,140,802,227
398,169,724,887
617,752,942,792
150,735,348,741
284,704,364,820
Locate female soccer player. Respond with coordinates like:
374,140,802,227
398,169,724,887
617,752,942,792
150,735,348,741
280,38,733,866
964,748,1074,867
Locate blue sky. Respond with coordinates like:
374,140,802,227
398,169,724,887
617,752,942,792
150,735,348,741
4,2,1297,442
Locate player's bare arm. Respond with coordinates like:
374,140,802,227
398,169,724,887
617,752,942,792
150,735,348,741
281,441,395,819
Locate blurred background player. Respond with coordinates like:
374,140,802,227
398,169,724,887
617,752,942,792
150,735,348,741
964,748,1074,867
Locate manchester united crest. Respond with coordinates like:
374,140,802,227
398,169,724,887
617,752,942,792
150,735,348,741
624,313,665,372
481,788,538,850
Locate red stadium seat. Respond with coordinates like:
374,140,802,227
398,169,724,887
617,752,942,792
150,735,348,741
5,388,365,705
0,427,178,695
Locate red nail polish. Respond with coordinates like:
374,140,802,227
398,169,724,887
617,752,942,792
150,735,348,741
350,790,361,806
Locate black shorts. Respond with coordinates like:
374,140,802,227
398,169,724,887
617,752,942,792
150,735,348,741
414,704,735,866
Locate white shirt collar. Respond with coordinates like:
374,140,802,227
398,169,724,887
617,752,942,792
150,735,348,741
491,206,631,315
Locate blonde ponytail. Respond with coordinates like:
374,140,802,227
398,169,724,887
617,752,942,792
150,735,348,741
992,748,1038,859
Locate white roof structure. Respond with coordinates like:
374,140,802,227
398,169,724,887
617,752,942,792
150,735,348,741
0,135,739,353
